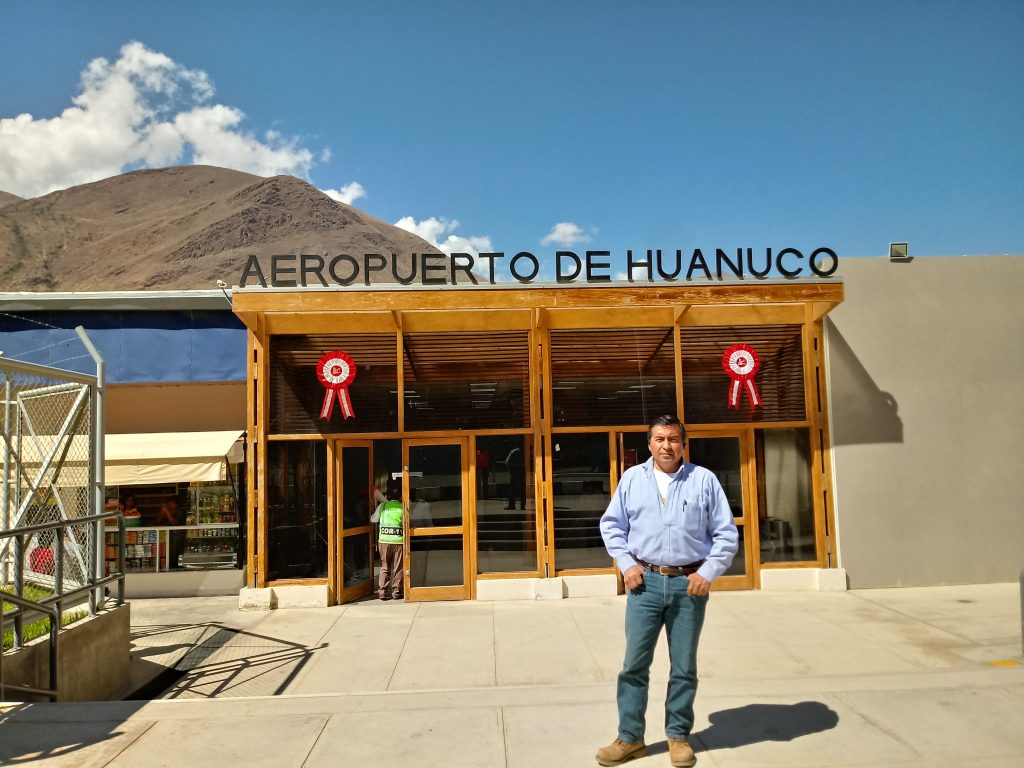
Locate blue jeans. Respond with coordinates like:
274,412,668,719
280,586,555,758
617,570,708,743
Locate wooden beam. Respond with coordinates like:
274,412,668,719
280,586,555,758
545,306,675,329
679,303,805,326
235,311,258,332
642,327,675,371
232,282,845,315
811,301,838,321
401,309,532,333
263,311,396,335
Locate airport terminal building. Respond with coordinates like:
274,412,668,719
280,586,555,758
3,254,1022,603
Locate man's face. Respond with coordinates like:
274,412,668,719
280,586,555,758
648,424,685,473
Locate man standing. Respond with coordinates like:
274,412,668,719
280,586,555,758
597,415,738,767
504,443,526,511
371,481,404,601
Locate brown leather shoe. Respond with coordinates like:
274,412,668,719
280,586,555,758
668,737,696,767
595,738,646,766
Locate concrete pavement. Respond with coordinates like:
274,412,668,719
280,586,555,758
2,583,1022,766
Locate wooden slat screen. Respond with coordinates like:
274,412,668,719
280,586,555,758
403,330,530,431
681,325,805,424
550,328,677,426
269,333,398,434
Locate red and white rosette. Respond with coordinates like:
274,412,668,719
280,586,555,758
316,351,357,421
722,344,762,409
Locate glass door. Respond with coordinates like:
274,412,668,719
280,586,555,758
335,440,375,603
403,438,471,602
687,431,756,590
618,430,649,476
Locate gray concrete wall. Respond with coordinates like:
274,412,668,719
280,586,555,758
827,255,1024,587
1,603,131,702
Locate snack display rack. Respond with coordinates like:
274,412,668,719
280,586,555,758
104,482,240,574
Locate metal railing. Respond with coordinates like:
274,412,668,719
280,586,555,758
0,513,125,702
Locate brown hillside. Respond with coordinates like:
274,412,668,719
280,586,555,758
0,166,439,290
0,191,22,209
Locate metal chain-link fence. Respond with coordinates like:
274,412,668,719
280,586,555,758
2,358,98,600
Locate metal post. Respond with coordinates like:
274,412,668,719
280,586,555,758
88,520,97,615
48,604,59,697
13,533,24,648
117,516,125,605
75,326,105,610
55,529,65,629
1,373,11,586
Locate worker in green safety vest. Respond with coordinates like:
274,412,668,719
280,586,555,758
371,479,404,600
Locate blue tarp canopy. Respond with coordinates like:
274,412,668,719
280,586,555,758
0,310,247,383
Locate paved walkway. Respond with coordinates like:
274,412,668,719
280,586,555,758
2,583,1022,767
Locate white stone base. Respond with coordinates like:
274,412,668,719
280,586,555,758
238,586,274,610
475,578,534,601
533,578,563,600
476,574,617,601
760,567,848,591
274,584,330,608
237,584,330,610
562,573,618,597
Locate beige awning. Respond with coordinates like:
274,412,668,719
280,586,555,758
104,430,244,485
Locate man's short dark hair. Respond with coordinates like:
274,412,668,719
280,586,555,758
647,414,686,443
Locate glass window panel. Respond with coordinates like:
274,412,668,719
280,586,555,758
620,431,649,473
341,446,371,529
404,331,529,431
688,437,744,519
269,334,397,434
410,535,463,587
725,525,747,576
757,428,816,563
409,444,463,527
342,532,372,588
552,433,611,571
266,441,328,580
682,325,805,424
477,436,536,573
551,328,676,427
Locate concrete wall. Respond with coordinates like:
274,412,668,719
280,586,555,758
124,568,245,598
1,603,131,702
827,255,1024,587
105,381,245,433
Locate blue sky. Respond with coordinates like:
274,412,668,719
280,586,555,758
1,0,1022,275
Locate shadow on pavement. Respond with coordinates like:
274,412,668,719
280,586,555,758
140,622,326,699
0,701,146,764
691,701,839,751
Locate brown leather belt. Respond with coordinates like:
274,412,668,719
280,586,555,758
632,556,704,577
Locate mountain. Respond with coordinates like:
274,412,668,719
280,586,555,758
0,166,440,291
0,191,22,209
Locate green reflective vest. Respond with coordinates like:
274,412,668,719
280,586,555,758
377,500,404,544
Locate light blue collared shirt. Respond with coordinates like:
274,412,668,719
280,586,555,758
600,457,739,583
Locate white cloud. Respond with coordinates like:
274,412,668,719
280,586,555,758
541,221,589,247
395,216,493,258
0,41,347,198
614,265,652,281
322,182,366,205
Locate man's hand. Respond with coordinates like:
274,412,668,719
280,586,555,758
687,572,711,596
623,565,645,591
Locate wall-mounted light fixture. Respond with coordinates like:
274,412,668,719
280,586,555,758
888,243,911,262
